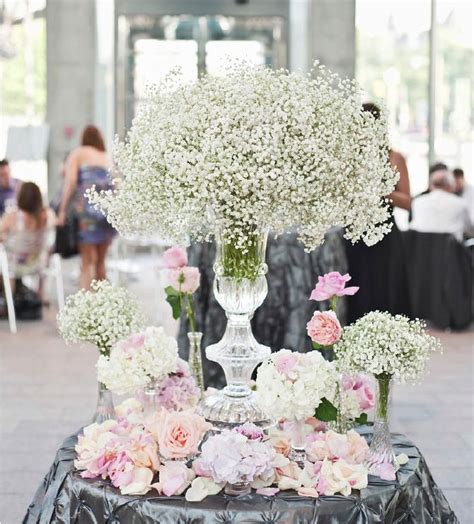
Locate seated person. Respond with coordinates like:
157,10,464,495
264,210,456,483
453,167,474,235
410,167,471,241
0,158,22,216
0,182,56,294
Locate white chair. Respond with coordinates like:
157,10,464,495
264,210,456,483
0,227,65,333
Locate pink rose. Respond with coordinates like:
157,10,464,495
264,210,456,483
274,350,299,378
152,461,195,496
156,411,211,460
167,266,200,294
306,310,342,346
310,272,359,301
161,246,188,269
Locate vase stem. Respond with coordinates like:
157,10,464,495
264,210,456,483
92,382,115,424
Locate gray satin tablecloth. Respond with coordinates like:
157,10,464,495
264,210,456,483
24,428,458,523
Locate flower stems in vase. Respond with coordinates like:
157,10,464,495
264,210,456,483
366,373,396,472
93,381,115,424
162,247,205,393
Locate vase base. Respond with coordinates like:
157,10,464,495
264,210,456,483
198,390,270,429
225,482,251,496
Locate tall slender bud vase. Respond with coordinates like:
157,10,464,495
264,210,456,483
188,331,205,393
366,374,396,472
92,382,115,424
199,229,271,428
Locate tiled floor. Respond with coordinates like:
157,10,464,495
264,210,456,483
0,255,472,523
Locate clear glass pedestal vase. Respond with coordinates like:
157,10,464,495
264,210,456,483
366,374,396,473
188,331,205,393
92,382,115,424
199,229,271,428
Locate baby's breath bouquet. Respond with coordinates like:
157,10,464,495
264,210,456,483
57,280,145,356
334,311,441,473
89,62,397,279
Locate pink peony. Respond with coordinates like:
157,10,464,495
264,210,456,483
274,350,299,379
167,266,200,294
310,272,359,301
152,461,195,496
306,310,342,346
155,410,211,460
161,246,188,269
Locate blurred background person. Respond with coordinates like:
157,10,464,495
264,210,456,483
410,166,471,241
0,159,22,216
0,182,56,296
345,102,412,323
453,168,474,234
57,125,115,290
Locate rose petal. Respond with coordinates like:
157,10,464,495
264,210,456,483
376,462,396,481
256,487,280,496
298,487,319,498
396,453,409,466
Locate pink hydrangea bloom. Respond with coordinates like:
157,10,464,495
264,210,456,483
310,272,359,301
161,246,188,269
306,310,342,346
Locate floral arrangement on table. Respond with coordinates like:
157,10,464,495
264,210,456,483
75,406,412,500
160,246,204,392
57,280,145,422
97,326,180,395
57,280,144,356
334,311,441,476
88,62,398,279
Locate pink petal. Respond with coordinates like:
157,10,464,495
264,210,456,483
376,462,396,481
340,286,359,296
256,487,280,496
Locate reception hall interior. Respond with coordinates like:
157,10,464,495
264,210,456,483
0,0,473,523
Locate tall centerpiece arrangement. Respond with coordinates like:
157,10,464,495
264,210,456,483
334,311,441,475
89,62,397,426
57,280,144,422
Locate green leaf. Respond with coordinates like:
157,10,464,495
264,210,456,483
312,341,323,350
354,413,368,426
314,397,338,422
165,286,182,319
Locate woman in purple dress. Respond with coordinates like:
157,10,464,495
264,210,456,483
58,126,115,290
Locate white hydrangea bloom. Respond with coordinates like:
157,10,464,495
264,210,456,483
255,349,338,421
334,311,442,383
89,63,398,253
57,280,144,354
97,326,179,395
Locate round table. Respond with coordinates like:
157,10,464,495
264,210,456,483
24,428,458,523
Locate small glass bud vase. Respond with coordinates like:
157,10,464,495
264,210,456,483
92,382,115,424
366,374,396,473
224,481,251,496
287,418,307,467
143,379,159,417
188,331,205,393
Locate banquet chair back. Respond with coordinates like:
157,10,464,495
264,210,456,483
403,230,472,329
0,228,64,333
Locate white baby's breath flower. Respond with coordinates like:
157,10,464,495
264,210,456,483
334,311,442,383
57,280,144,355
89,62,397,253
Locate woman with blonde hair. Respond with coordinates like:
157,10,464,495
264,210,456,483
58,125,115,289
